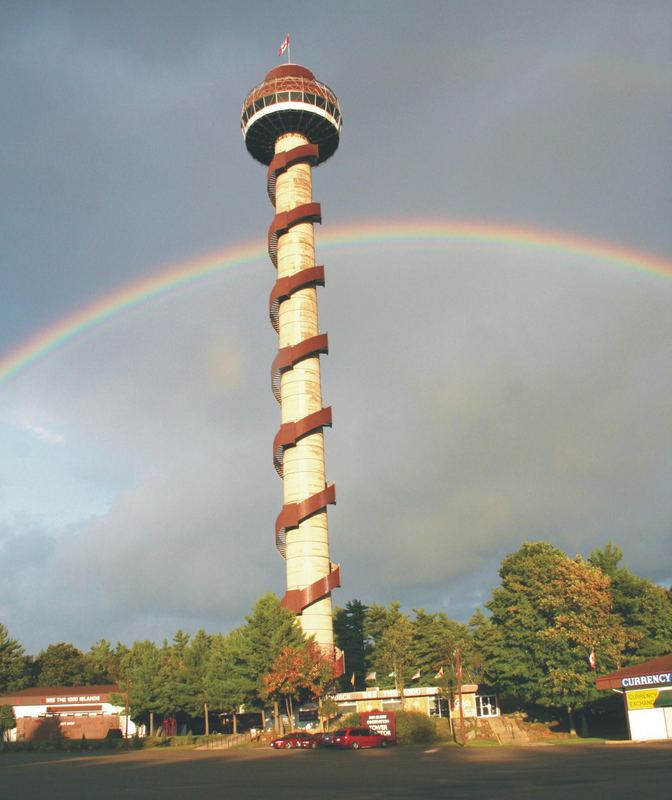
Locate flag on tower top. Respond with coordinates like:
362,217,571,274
435,666,444,679
278,34,290,56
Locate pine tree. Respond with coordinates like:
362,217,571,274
0,624,30,694
334,600,368,690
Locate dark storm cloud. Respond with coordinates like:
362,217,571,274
1,1,671,649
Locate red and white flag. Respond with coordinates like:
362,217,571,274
589,647,596,670
278,34,290,56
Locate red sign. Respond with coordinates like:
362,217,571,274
360,711,396,741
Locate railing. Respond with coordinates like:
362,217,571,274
196,732,252,750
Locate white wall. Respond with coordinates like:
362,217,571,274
628,708,669,741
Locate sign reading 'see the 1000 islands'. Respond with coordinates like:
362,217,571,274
620,673,672,689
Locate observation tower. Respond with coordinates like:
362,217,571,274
241,64,343,672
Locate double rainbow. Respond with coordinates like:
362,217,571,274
1,219,671,386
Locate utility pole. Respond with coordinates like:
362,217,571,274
124,676,131,746
454,647,465,746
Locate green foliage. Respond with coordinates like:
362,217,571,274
319,695,339,728
589,542,672,662
480,541,627,712
231,593,305,708
116,640,172,725
334,600,368,690
203,630,247,715
411,609,473,690
165,629,213,718
432,716,452,742
339,711,360,727
0,624,30,694
394,711,437,744
0,704,16,741
365,603,414,691
84,640,124,684
33,642,88,687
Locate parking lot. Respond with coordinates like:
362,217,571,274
3,741,671,800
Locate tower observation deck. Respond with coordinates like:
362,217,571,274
241,64,343,674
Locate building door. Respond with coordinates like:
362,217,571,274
476,695,498,717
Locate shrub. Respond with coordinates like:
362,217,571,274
432,716,453,742
395,711,437,745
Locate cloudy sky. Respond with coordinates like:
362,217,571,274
1,1,671,653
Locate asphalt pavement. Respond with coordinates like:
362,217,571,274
2,741,671,799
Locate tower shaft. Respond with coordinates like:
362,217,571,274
275,134,333,648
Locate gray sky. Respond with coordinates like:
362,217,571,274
1,0,671,652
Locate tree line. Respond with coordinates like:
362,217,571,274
1,541,671,734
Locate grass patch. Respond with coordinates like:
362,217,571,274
548,737,606,746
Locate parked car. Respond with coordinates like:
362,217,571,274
270,731,317,749
331,727,389,749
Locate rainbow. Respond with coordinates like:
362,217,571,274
1,219,671,386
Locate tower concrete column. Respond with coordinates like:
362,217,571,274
275,132,333,648
241,65,343,668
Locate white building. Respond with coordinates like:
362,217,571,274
0,684,141,742
596,654,672,741
334,685,499,719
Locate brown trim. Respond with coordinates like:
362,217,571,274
282,563,341,613
595,653,672,691
46,705,103,713
269,265,325,333
267,144,320,205
271,333,329,403
275,483,336,558
267,202,322,268
273,407,332,476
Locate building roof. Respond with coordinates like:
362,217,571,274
595,654,672,690
0,684,118,706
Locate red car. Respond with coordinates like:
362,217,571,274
331,727,390,749
270,731,317,749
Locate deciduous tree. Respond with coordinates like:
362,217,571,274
479,541,627,733
589,543,672,662
33,642,88,687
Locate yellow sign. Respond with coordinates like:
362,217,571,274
626,688,659,710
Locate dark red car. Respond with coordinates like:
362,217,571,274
270,731,317,749
331,727,390,749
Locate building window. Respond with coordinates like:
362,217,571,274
476,695,498,717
